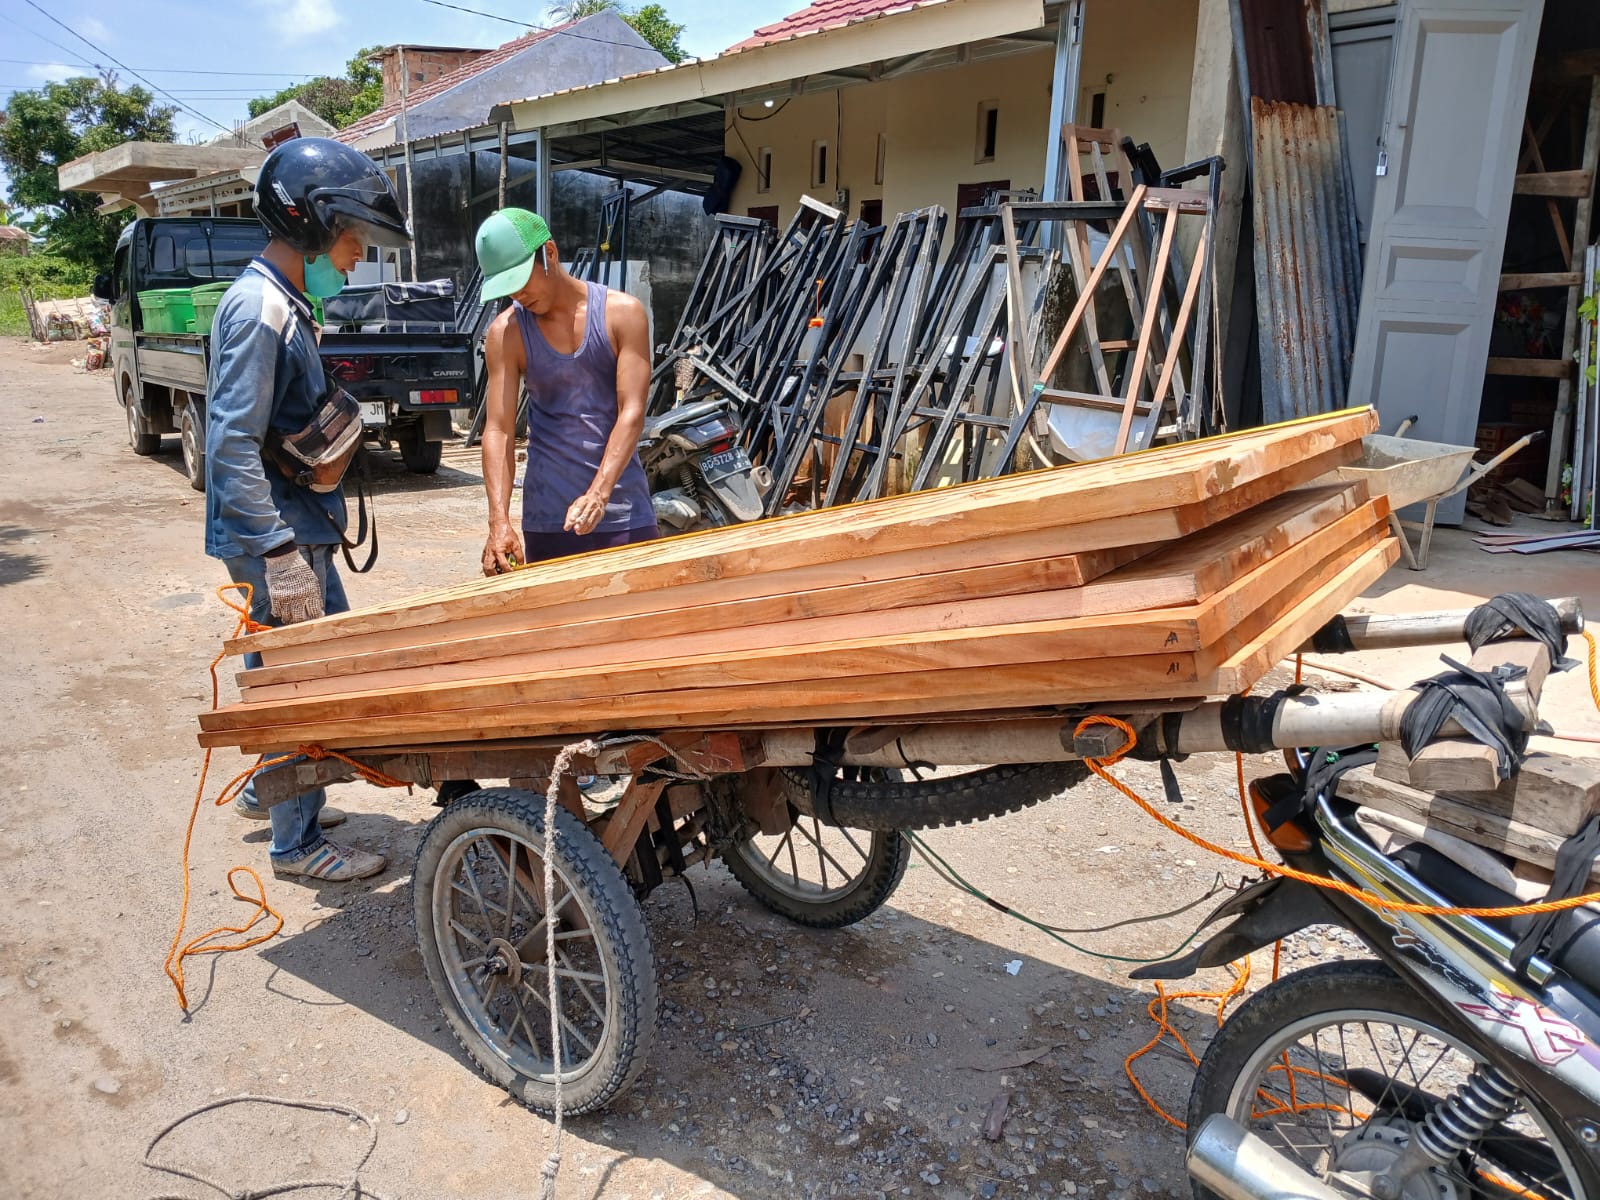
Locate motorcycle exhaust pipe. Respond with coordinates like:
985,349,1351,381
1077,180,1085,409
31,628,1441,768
1187,1115,1349,1200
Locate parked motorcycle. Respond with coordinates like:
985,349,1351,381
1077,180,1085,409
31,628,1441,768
641,397,772,532
1136,753,1600,1200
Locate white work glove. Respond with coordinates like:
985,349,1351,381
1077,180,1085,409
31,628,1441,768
263,547,324,624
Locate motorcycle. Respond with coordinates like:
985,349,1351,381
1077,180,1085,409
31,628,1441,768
1136,752,1600,1200
640,397,773,533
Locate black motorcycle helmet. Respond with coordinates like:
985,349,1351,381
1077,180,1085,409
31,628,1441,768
254,137,412,255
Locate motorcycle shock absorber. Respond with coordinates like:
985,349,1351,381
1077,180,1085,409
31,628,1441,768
678,464,699,502
1375,1065,1522,1198
1413,1066,1521,1161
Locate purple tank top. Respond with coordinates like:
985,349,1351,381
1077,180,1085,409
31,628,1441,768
515,282,652,533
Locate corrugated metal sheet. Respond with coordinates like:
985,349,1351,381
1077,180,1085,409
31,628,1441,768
1251,98,1364,423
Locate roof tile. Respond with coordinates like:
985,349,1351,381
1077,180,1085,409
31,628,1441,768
337,23,571,144
726,0,921,53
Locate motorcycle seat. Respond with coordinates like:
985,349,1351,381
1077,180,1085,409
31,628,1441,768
643,399,727,440
1396,843,1600,994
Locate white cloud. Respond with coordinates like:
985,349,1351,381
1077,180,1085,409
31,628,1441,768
28,63,81,82
77,15,112,42
266,0,342,40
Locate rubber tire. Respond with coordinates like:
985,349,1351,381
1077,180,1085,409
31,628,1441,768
125,379,160,456
179,405,205,492
412,788,659,1116
777,761,1090,832
721,825,910,928
1186,959,1596,1200
399,425,443,474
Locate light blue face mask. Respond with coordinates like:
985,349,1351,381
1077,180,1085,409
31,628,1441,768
303,252,347,299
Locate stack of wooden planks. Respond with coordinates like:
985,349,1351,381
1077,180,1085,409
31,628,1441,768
198,408,1397,755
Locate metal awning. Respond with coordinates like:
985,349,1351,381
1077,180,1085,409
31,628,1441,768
490,0,1048,142
58,142,265,216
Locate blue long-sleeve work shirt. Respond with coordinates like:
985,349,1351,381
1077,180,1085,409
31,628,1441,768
203,259,347,560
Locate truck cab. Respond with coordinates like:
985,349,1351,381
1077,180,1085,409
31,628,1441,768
99,217,474,490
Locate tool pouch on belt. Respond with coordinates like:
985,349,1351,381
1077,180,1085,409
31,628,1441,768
264,384,379,574
267,385,363,493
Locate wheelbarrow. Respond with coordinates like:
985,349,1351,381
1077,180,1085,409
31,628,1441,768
1333,417,1545,570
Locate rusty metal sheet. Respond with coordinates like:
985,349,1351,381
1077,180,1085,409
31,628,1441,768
1250,98,1364,423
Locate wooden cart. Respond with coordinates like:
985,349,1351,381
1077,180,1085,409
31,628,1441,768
247,598,1581,1117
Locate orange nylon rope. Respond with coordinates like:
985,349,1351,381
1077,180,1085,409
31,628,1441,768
1076,715,1600,920
163,587,412,1011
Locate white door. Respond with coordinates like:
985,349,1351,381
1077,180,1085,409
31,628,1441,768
1346,0,1544,523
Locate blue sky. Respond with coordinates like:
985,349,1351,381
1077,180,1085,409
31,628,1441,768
1,0,796,147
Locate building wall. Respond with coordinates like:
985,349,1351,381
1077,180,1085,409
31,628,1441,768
379,47,487,108
721,0,1198,226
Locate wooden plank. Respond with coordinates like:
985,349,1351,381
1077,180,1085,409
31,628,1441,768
201,534,1395,754
238,484,1372,699
601,778,670,863
1499,271,1582,290
1398,641,1553,792
210,511,1385,732
1114,202,1180,455
238,501,1383,707
1485,357,1572,379
1339,764,1599,881
1513,169,1593,196
245,434,1364,670
1374,743,1600,838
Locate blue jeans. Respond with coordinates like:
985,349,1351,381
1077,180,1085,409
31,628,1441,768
224,546,349,860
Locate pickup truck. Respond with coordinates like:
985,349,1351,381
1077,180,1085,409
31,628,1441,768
96,216,474,490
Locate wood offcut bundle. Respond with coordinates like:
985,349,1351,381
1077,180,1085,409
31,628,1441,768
198,409,1396,755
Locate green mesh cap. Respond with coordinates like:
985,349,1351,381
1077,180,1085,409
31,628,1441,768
475,207,552,300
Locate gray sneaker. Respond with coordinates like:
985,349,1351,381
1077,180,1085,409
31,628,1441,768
233,796,347,828
272,840,386,882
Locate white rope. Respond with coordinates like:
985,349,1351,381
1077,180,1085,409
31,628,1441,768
539,738,598,1199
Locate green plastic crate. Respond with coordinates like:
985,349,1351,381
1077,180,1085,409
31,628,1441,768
189,281,230,336
137,288,197,334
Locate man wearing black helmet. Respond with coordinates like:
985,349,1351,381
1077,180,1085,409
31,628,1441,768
205,137,411,883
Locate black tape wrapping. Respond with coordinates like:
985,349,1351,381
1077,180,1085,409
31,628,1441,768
1400,656,1528,782
808,728,850,827
1309,615,1357,654
1463,593,1575,671
1217,687,1306,754
1511,814,1600,976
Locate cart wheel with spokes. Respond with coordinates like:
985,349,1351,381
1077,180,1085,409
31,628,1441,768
721,803,910,929
412,788,658,1116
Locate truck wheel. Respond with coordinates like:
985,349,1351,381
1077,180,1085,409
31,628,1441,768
722,814,908,928
400,425,443,474
179,406,206,493
124,378,160,456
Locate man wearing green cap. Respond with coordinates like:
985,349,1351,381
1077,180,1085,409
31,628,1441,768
474,207,657,574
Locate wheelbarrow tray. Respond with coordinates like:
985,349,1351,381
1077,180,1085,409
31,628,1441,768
1332,434,1478,511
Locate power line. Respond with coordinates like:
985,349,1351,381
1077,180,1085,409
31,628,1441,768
416,0,684,54
17,0,255,145
0,11,92,67
0,58,320,78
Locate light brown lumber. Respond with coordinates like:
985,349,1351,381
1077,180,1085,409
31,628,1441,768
248,441,1360,671
200,535,1396,754
1485,357,1572,379
231,408,1379,661
1338,765,1599,879
238,484,1374,700
1375,743,1600,838
1389,641,1553,793
211,509,1385,730
237,501,1382,706
1513,169,1593,197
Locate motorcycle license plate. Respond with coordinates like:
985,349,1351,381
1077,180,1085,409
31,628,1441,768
358,400,387,427
701,445,751,482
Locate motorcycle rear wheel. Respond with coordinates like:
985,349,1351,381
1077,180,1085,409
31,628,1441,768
1187,959,1593,1200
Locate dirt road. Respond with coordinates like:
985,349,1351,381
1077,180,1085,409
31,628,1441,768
1,337,1592,1200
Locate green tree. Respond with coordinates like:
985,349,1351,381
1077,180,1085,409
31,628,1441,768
247,44,385,130
547,0,687,63
624,3,686,63
0,76,175,269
